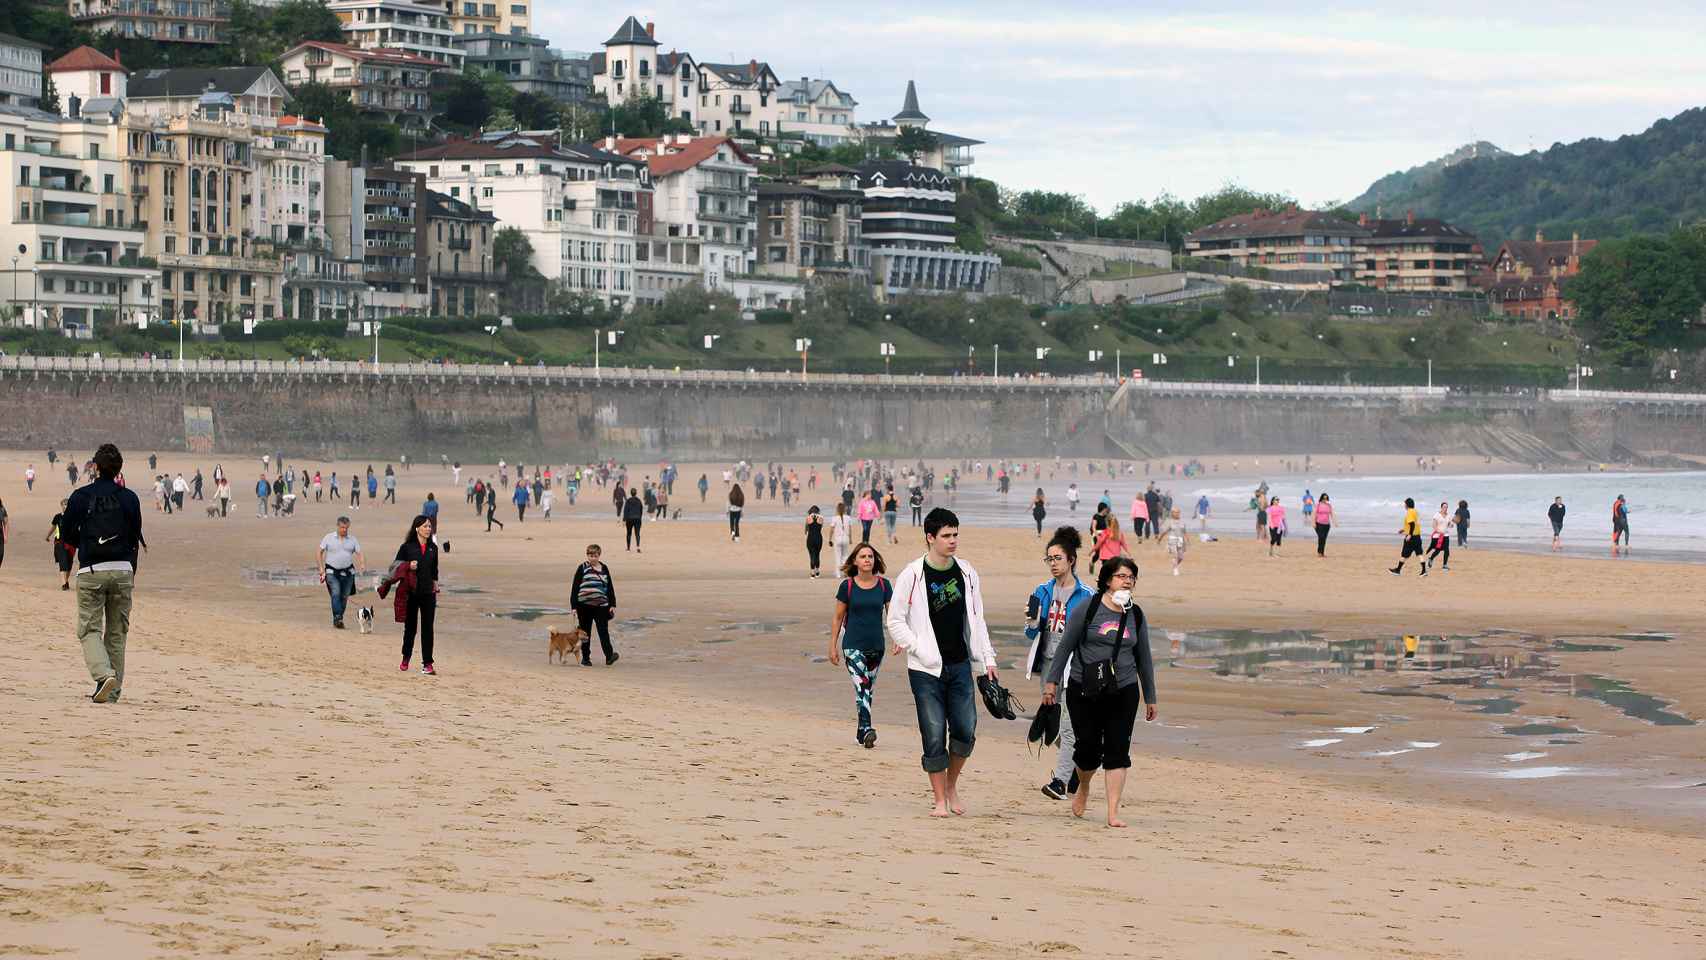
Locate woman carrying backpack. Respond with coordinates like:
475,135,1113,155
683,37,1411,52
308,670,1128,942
828,542,893,748
1040,557,1157,828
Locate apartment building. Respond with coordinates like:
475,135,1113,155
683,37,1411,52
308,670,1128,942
1184,207,1370,284
693,59,779,137
444,0,498,37
68,0,225,44
454,33,592,105
856,81,980,176
44,45,126,105
754,168,868,282
0,102,157,331
1353,212,1479,292
0,33,47,108
770,77,857,145
496,0,526,36
422,189,501,315
856,160,996,297
328,0,463,68
279,41,449,131
355,164,426,317
124,66,289,126
612,135,754,298
395,133,651,310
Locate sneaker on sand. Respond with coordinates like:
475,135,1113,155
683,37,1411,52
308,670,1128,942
1388,566,1401,576
1041,778,1068,800
92,676,118,703
605,651,620,666
399,659,410,672
421,663,436,676
860,729,877,749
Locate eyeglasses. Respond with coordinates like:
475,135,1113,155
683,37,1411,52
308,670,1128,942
1109,572,1137,583
1043,554,1068,563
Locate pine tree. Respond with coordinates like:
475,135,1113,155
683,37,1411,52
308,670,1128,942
40,74,59,115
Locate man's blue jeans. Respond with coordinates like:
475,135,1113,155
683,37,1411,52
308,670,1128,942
326,568,355,622
908,661,977,773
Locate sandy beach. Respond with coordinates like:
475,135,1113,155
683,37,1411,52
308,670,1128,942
3,449,1704,959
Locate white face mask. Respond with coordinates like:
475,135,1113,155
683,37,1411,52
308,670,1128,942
1111,588,1133,608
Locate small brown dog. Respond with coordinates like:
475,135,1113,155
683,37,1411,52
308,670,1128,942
548,626,586,664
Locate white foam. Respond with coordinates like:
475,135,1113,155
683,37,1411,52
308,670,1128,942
1503,751,1548,762
1334,726,1376,734
1369,749,1414,757
1407,741,1441,749
1487,766,1579,780
1299,738,1343,748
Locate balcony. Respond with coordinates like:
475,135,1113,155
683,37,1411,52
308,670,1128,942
447,237,471,251
429,267,505,282
728,102,751,115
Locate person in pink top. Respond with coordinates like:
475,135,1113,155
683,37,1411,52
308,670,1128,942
1312,492,1334,557
1130,493,1150,539
1266,496,1287,557
856,492,880,543
1094,516,1132,565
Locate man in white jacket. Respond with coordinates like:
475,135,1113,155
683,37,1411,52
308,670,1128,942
887,508,999,817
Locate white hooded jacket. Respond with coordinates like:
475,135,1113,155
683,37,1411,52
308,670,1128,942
887,555,998,677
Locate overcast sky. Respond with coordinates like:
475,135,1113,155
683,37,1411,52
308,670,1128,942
544,1,1706,213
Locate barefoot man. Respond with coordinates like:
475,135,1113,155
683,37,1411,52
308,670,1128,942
887,508,998,817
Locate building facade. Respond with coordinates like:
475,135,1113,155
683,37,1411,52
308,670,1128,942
395,133,651,310
123,66,289,127
1355,212,1479,291
1479,231,1597,321
422,188,501,315
856,81,979,175
1184,207,1370,284
0,102,157,332
328,0,463,68
454,33,592,105
0,32,46,108
280,41,449,131
356,164,426,317
755,170,868,282
771,77,857,145
856,160,996,297
68,0,226,44
444,0,498,37
613,134,754,297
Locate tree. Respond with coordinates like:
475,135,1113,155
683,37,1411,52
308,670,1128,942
894,125,937,160
39,74,58,114
511,92,558,131
1568,232,1701,360
1223,283,1255,324
287,83,398,161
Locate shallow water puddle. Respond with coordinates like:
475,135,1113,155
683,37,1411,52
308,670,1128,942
484,606,571,622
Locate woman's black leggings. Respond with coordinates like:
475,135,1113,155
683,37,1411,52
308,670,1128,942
625,518,642,549
807,540,822,572
1316,523,1330,556
911,505,922,525
1034,514,1045,535
1457,522,1468,547
1426,536,1449,567
576,608,614,659
402,594,436,665
729,510,742,537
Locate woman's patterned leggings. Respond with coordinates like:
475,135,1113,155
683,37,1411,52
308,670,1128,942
844,648,885,737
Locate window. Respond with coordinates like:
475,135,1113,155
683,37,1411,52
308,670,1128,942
510,2,524,11
183,271,196,292
482,186,493,198
100,72,110,95
429,165,439,177
770,220,782,238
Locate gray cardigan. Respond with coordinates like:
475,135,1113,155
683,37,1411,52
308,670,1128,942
1044,595,1157,703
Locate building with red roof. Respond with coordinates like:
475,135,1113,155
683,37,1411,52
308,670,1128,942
279,41,451,132
1184,206,1370,285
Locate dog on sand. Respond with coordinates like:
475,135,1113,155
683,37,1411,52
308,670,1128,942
357,606,374,634
206,506,221,518
548,626,586,664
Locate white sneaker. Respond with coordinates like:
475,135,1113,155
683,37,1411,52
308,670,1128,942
1172,568,1179,576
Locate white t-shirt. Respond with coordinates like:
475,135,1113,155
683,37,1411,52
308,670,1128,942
829,514,852,543
319,532,361,569
1431,512,1450,537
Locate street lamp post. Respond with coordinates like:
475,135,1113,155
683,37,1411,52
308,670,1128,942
795,337,812,382
880,341,895,377
993,342,1000,379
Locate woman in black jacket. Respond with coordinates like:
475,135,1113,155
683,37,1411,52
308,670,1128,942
622,488,645,552
1040,557,1156,828
396,514,441,675
727,483,745,542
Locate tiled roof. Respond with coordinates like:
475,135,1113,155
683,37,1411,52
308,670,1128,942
893,80,927,122
856,160,956,191
425,189,496,222
1362,217,1474,240
278,114,328,133
398,136,643,169
46,46,125,74
1186,208,1371,242
604,16,658,47
657,51,694,75
611,135,752,177
0,31,48,50
282,41,450,69
698,61,775,84
128,66,275,100
1495,238,1597,272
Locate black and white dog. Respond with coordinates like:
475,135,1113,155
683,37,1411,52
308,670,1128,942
357,606,375,634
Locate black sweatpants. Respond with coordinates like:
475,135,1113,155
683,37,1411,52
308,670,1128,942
625,518,642,549
1065,682,1143,771
1315,523,1330,556
576,607,614,659
1426,534,1450,568
402,594,436,665
807,538,823,573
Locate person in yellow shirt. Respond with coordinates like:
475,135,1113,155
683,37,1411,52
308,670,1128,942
1388,497,1426,576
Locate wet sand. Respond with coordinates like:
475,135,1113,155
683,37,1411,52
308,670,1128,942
3,451,1706,958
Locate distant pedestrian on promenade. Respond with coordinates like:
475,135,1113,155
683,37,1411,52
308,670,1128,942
61,443,144,704
1251,489,1267,542
1066,482,1080,513
698,473,709,502
1312,493,1333,556
0,496,8,569
805,505,825,578
1092,516,1131,571
216,478,230,517
909,485,924,526
622,488,644,552
1548,496,1566,551
24,463,35,492
829,542,893,748
727,483,745,542
383,466,397,505
421,492,440,538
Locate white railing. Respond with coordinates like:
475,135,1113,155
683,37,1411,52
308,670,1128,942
1125,379,1451,398
0,355,1117,391
1544,389,1706,404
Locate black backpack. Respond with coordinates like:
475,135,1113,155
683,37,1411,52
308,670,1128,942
80,490,130,566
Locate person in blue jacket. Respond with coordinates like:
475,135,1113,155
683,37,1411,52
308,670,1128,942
1023,525,1096,802
513,477,531,522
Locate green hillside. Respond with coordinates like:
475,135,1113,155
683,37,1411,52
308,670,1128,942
1349,141,1508,213
1349,108,1706,244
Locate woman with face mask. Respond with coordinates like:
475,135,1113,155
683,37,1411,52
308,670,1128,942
1040,557,1156,828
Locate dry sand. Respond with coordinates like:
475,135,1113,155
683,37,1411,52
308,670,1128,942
3,451,1705,959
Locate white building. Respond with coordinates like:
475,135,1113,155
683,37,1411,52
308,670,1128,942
0,32,46,108
329,0,464,68
856,160,997,298
770,77,857,146
122,65,290,127
857,81,980,176
279,41,449,132
0,103,158,332
691,59,779,138
395,133,651,310
610,134,754,300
